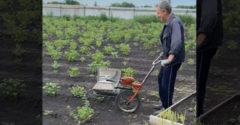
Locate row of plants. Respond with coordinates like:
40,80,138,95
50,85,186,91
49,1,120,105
43,83,95,123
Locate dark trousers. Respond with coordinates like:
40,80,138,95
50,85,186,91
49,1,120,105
158,63,181,109
196,48,217,117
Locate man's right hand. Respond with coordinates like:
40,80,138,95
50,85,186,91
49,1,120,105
197,33,207,48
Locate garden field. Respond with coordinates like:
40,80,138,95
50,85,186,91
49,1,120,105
42,15,196,125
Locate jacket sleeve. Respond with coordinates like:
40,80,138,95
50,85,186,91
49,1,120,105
169,21,183,56
198,0,218,36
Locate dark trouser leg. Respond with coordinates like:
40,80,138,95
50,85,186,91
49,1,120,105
158,67,165,107
196,48,217,117
158,63,181,109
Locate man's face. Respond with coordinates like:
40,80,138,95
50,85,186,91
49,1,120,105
156,8,167,22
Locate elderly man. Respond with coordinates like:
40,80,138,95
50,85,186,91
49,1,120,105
154,1,185,110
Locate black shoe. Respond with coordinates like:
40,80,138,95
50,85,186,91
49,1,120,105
153,104,163,110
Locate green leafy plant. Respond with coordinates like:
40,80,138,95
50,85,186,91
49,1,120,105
227,40,239,50
96,40,102,47
64,50,80,62
149,90,159,98
52,60,60,73
149,51,156,57
66,101,94,123
159,109,186,124
49,49,62,60
89,61,111,73
122,61,128,66
43,82,61,96
83,38,94,46
122,67,136,77
104,46,115,55
187,58,195,65
119,43,131,55
45,42,62,60
54,40,69,51
68,67,80,77
70,41,78,50
55,30,64,39
70,86,86,98
65,28,79,39
152,69,159,76
0,78,25,99
92,52,104,63
12,43,25,57
80,57,86,62
79,46,91,55
179,66,183,72
133,42,139,46
111,52,118,59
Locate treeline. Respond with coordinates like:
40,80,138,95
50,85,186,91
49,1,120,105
47,0,80,5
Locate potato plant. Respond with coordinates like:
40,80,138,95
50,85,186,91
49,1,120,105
52,60,60,73
68,67,80,77
66,101,94,123
119,43,131,55
122,67,136,77
103,46,115,55
0,78,25,99
70,86,86,98
64,50,80,62
43,82,61,96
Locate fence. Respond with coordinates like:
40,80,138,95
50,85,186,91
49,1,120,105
43,4,196,19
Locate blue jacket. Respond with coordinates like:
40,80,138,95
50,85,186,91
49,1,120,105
160,13,185,64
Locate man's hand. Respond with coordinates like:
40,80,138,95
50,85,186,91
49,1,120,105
161,59,171,67
197,33,207,48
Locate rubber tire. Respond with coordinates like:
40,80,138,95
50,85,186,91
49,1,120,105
115,90,140,113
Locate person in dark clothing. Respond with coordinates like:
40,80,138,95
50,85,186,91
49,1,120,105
154,1,185,110
196,0,223,117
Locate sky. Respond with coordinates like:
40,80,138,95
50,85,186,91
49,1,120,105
43,0,195,7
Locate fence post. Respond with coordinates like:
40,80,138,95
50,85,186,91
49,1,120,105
84,6,86,16
109,7,110,17
60,6,62,17
133,8,136,19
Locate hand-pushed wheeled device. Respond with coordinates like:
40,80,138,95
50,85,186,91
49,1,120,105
92,54,163,113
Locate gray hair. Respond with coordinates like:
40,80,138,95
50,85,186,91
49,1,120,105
157,1,172,13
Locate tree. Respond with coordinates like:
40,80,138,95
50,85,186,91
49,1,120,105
110,2,135,8
65,0,80,5
94,1,97,6
47,1,64,4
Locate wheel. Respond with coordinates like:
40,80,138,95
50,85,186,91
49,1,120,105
115,90,140,113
